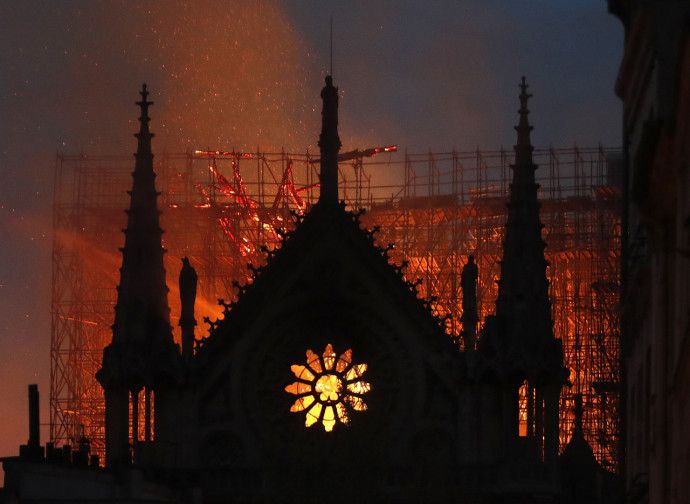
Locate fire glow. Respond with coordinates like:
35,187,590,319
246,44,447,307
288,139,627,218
52,146,620,471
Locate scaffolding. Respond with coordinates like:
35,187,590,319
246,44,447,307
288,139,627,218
51,146,621,471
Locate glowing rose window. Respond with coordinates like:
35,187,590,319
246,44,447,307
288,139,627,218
285,344,370,432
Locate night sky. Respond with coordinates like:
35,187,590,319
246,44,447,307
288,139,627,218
0,0,622,465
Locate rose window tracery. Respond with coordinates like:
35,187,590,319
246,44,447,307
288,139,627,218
285,344,370,431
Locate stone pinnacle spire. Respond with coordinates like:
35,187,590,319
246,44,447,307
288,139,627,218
477,78,567,468
114,83,171,348
494,76,555,357
97,85,178,468
99,84,174,387
318,75,341,204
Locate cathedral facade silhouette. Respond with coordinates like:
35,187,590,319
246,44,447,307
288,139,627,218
2,76,616,503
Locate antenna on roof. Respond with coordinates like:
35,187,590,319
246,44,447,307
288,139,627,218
330,16,333,77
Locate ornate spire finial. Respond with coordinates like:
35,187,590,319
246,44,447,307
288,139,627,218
518,76,532,125
136,83,153,114
514,76,534,166
135,83,154,155
318,75,341,204
519,76,530,99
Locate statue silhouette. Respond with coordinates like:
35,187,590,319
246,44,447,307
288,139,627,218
179,256,198,357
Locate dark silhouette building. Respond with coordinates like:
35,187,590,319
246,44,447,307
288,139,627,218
2,76,616,503
608,2,690,503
